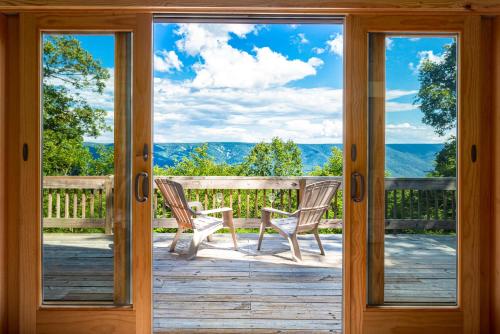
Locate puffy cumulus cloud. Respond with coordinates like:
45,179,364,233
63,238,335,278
326,34,343,57
154,50,183,73
175,24,322,89
191,45,323,89
175,23,257,56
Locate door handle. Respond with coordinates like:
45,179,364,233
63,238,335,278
135,172,149,203
351,172,365,202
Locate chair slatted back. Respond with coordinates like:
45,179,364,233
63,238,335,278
297,180,341,227
155,178,193,229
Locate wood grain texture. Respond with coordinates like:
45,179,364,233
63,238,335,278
491,15,500,334
367,32,385,306
133,12,153,334
6,14,19,334
0,12,6,334
19,12,40,333
114,31,131,305
36,309,135,334
479,16,492,334
1,0,500,13
344,13,368,334
459,15,482,334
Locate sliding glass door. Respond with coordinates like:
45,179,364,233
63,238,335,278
18,13,152,333
344,15,482,333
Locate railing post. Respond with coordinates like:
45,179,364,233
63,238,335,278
298,179,306,207
105,176,113,235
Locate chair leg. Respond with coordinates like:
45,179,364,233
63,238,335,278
287,234,302,262
223,210,238,250
313,228,325,256
187,231,204,260
257,221,266,251
170,227,184,253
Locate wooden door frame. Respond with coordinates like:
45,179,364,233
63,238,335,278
18,12,152,334
344,14,485,333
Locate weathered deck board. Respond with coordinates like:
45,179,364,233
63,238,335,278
42,233,456,333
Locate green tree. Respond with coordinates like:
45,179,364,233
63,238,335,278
43,35,111,176
309,147,343,176
414,42,457,177
155,144,237,176
240,137,303,176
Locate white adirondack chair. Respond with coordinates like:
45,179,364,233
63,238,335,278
155,178,238,260
257,180,341,262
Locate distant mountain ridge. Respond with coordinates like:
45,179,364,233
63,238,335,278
151,142,443,177
87,142,442,177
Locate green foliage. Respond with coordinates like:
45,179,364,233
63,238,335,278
428,137,456,177
415,42,457,177
239,137,303,176
89,145,115,175
42,35,112,176
415,42,457,137
309,147,343,176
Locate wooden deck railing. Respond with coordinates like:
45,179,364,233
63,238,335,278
42,175,456,233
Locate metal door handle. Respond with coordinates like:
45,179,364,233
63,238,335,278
135,172,149,202
351,172,365,202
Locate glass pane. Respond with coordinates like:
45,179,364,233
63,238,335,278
368,34,457,305
41,33,132,304
152,21,344,332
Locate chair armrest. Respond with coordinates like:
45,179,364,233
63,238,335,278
188,201,204,212
261,207,295,216
196,207,233,215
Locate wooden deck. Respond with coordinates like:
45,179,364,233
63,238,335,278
43,232,456,333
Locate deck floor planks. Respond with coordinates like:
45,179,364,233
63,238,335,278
42,232,456,333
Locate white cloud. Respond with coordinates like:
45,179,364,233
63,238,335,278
154,50,183,73
153,77,343,143
174,24,323,89
386,89,418,100
385,122,446,143
386,101,418,112
326,34,343,57
175,23,257,56
418,50,445,64
409,37,421,42
409,50,446,74
297,33,309,44
387,123,417,129
312,47,325,55
386,38,394,50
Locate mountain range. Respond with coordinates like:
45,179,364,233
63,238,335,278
150,142,443,177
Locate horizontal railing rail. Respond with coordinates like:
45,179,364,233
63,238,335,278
42,176,456,233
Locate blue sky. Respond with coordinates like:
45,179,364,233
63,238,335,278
50,26,456,144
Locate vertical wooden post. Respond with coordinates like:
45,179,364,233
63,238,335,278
367,32,385,305
105,177,113,235
113,31,131,305
298,179,306,208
